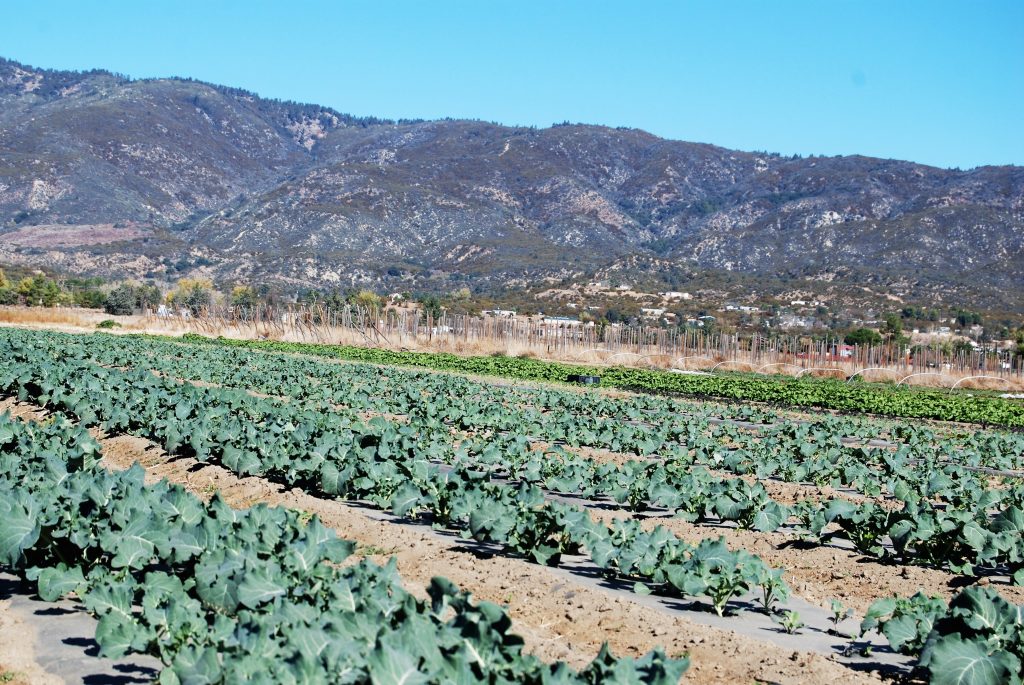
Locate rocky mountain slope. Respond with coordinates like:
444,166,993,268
2,56,1021,310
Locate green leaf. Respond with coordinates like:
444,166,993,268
83,581,133,618
368,644,429,685
390,483,423,518
927,636,1019,685
237,571,286,609
94,612,138,659
169,646,222,685
0,500,40,565
752,501,790,532
37,564,86,601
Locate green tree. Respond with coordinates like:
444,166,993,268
953,308,982,327
880,313,902,340
844,328,883,346
880,313,911,346
350,289,383,314
168,278,213,315
74,288,108,309
419,294,443,320
16,276,62,307
104,283,162,315
952,339,975,356
0,269,14,305
230,285,259,309
138,285,162,309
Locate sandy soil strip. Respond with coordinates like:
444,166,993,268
0,398,49,421
95,432,885,685
0,600,63,685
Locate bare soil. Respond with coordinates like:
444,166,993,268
0,600,62,685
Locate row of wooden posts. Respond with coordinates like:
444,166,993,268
158,304,1024,380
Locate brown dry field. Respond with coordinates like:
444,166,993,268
0,611,61,685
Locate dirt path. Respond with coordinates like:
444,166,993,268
0,598,62,685
0,574,160,685
95,432,887,684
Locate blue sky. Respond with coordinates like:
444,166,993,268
3,1,1021,169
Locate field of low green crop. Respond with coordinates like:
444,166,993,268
174,333,1024,428
1,327,1022,684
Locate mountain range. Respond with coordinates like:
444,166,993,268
2,56,1022,313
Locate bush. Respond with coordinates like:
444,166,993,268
104,285,138,315
104,283,162,315
96,320,121,329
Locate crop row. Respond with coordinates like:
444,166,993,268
860,588,1023,684
5,328,1022,684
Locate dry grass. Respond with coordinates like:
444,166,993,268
3,305,1022,392
0,306,112,328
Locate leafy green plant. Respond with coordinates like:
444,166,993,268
774,610,805,634
828,599,853,636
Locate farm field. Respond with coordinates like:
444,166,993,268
1,327,1023,684
170,334,1024,428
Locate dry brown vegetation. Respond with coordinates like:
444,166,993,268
2,305,1022,392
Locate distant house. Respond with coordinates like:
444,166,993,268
660,291,692,300
641,307,666,318
778,314,808,329
542,316,582,326
483,309,516,318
